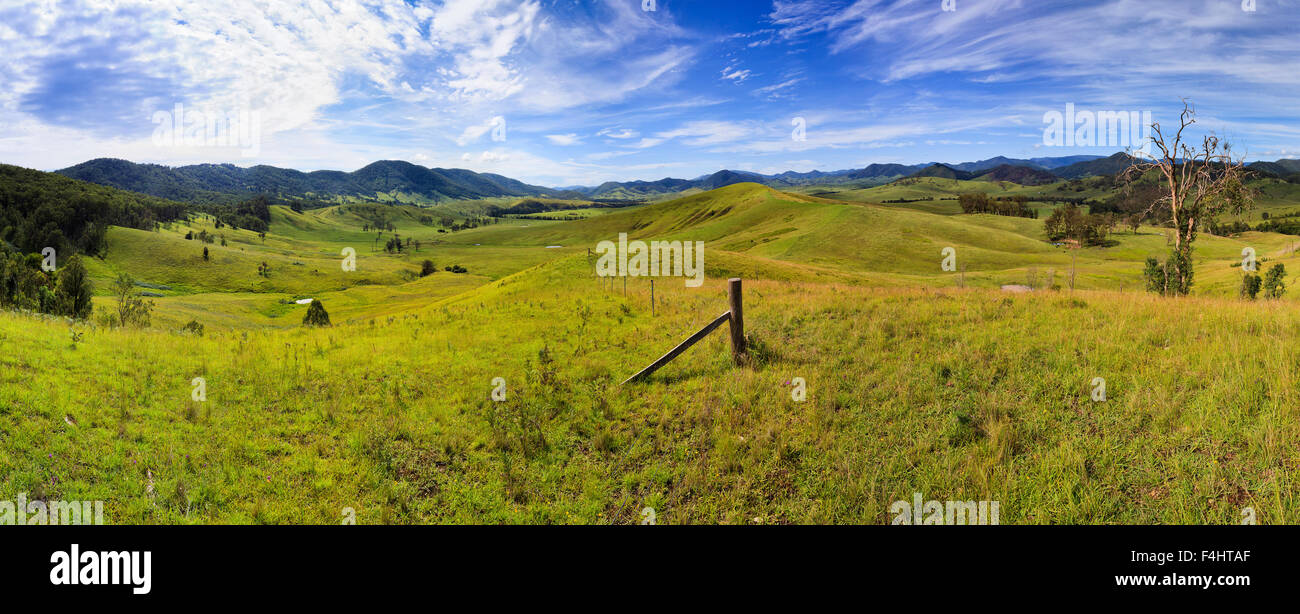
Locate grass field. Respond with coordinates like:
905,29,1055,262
5,180,1300,524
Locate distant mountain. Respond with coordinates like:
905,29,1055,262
975,164,1059,186
574,177,698,199
1051,152,1140,179
845,163,927,181
571,169,777,198
949,156,1045,173
1026,155,1107,169
54,151,1275,206
906,164,977,181
701,169,768,190
1248,159,1300,178
56,158,573,204
944,155,1108,172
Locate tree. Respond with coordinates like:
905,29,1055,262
1044,203,1109,245
302,299,331,327
112,273,153,327
1126,213,1142,234
1143,257,1166,294
1122,100,1255,295
54,254,94,319
203,246,209,261
1263,263,1287,299
1240,273,1262,300
420,259,436,277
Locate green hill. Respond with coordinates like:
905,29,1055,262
7,179,1300,525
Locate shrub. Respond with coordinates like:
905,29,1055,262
112,273,154,328
1241,273,1262,299
1143,257,1166,294
303,299,331,327
1263,263,1287,299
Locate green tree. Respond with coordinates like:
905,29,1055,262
1263,263,1287,299
303,299,331,327
54,254,94,319
112,273,153,327
1240,273,1262,299
1143,257,1167,294
420,259,436,277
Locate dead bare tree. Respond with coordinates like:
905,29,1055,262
1122,100,1254,295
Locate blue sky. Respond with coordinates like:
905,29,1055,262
2,0,1299,186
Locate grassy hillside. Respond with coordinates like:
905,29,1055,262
5,254,1299,524
6,180,1300,525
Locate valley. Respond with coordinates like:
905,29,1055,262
6,159,1300,524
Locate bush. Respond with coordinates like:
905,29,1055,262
1241,273,1262,300
112,273,154,328
1263,263,1287,299
420,260,436,277
54,254,94,320
303,299,331,327
1143,257,1166,294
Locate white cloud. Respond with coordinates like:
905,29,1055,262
722,67,752,83
545,133,581,145
0,0,698,171
598,127,640,139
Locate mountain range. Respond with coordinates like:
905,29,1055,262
48,153,1300,204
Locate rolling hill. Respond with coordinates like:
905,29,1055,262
56,158,579,204
8,179,1300,524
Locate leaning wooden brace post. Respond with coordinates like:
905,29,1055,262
621,277,747,385
728,277,746,363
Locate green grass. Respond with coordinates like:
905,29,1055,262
6,180,1300,524
5,258,1299,523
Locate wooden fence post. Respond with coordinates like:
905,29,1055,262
728,278,746,362
620,277,748,385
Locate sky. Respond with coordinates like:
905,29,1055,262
2,0,1300,187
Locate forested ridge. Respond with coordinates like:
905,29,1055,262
0,163,187,256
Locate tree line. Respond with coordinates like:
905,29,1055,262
957,193,1038,218
0,164,186,256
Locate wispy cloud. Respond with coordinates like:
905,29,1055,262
1,0,1298,184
